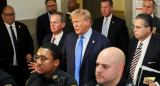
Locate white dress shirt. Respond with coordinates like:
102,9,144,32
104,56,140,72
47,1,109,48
102,14,112,37
50,31,63,46
75,28,92,62
133,34,151,85
4,22,18,66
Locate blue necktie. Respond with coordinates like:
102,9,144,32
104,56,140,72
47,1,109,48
75,35,84,85
101,18,108,37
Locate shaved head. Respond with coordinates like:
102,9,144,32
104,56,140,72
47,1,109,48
96,47,125,86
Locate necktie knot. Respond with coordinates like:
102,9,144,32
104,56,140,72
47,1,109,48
105,18,108,23
80,35,84,39
10,26,12,29
137,42,143,49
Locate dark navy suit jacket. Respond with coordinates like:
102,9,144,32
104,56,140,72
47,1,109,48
60,30,110,86
42,32,66,49
92,15,129,56
37,12,51,46
125,34,160,84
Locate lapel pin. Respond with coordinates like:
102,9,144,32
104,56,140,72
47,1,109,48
92,40,95,44
53,75,58,79
18,25,21,28
112,21,114,24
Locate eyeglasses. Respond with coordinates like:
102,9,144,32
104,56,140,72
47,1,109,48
3,13,15,17
33,55,52,62
132,26,146,30
47,4,57,7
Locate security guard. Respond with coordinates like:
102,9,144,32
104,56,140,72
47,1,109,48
26,43,77,86
0,68,18,86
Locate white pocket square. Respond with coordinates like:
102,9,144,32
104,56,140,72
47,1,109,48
148,62,156,64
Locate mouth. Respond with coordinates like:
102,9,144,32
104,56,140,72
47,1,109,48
96,74,102,79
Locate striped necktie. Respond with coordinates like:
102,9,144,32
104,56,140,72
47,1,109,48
127,42,143,83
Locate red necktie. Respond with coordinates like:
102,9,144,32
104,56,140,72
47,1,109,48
52,37,55,44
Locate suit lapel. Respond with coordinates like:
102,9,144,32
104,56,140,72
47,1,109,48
99,17,104,32
142,35,155,65
81,31,96,66
15,22,20,42
108,15,115,37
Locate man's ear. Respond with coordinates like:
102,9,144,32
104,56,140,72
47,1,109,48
118,65,124,74
54,59,60,66
62,22,66,28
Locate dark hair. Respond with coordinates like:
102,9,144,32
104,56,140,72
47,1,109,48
52,12,66,23
45,0,56,5
41,43,62,61
101,0,113,6
136,13,153,31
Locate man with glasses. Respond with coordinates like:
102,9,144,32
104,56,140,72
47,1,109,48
37,0,57,46
26,43,77,86
125,13,160,86
0,5,34,86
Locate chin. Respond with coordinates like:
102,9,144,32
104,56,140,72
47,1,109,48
37,71,43,74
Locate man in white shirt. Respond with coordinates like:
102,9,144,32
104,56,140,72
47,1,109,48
43,12,66,49
126,13,160,86
0,5,34,86
142,0,160,35
92,0,129,56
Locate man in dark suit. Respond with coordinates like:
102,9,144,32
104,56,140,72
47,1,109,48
0,5,34,86
125,13,160,86
60,9,110,86
37,0,57,46
142,0,160,36
64,0,80,34
43,12,66,49
92,0,129,55
87,47,126,86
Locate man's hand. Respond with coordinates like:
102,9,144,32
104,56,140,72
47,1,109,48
26,54,32,63
28,62,37,73
145,79,157,86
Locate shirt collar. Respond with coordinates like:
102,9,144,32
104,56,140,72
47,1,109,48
79,27,92,40
52,31,63,39
48,12,51,20
4,22,16,29
104,14,112,21
138,34,152,45
151,13,154,18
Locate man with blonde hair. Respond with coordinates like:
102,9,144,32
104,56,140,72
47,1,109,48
60,9,110,85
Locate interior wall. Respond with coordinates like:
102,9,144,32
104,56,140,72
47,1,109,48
125,0,133,38
113,0,125,11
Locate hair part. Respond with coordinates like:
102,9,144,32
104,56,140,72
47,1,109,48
51,12,66,23
41,43,62,61
101,0,113,6
45,0,56,5
136,13,153,31
70,9,92,24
